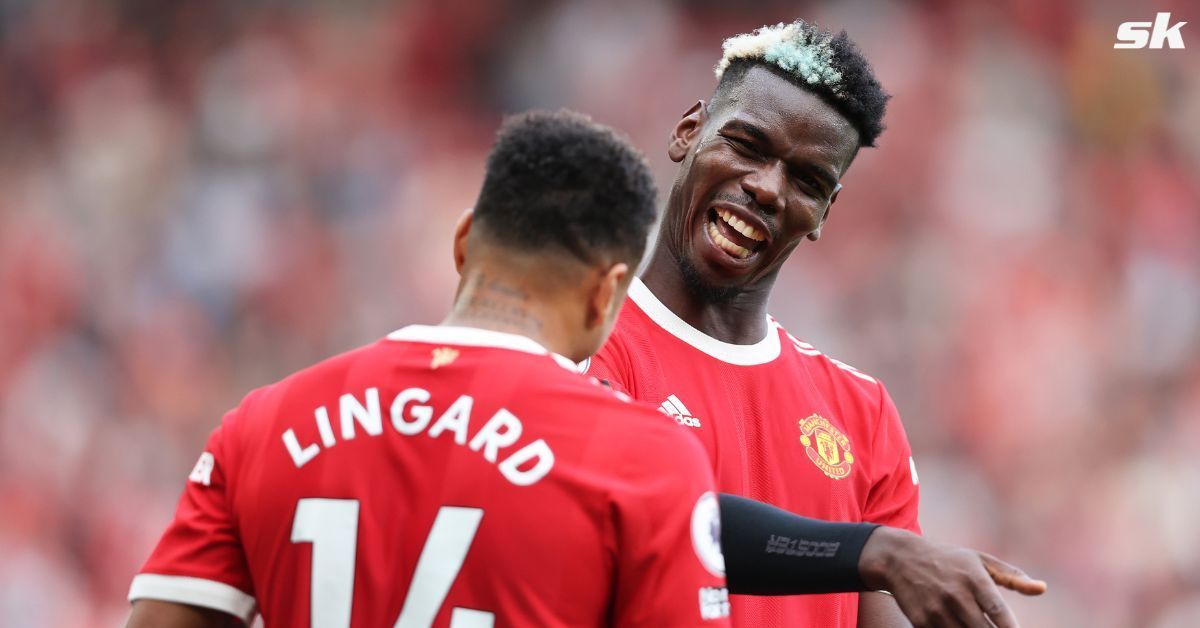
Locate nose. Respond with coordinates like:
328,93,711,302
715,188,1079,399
740,159,787,215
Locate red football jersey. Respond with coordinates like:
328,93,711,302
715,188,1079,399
130,325,731,627
585,279,921,628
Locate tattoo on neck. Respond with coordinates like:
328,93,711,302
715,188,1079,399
457,272,543,333
484,276,529,300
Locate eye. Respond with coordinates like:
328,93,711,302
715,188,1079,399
724,135,761,159
792,171,830,199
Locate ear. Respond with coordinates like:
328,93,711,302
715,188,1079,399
587,262,630,328
807,184,842,242
452,208,474,273
668,101,707,163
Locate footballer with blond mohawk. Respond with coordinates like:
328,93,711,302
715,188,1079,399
586,20,1046,628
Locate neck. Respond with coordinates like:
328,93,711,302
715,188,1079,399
442,269,576,359
640,243,776,345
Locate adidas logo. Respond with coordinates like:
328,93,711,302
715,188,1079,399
659,394,701,428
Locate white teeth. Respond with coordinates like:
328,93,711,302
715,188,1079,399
708,220,751,259
715,208,765,242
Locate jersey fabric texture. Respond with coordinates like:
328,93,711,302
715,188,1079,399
585,278,921,628
130,325,729,627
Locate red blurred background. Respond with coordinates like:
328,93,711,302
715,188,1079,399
1,0,1197,625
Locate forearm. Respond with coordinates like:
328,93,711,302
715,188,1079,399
718,493,880,595
127,600,243,628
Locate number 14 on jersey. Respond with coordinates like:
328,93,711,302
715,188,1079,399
291,499,492,628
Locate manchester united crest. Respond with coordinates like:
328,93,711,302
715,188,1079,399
798,414,854,480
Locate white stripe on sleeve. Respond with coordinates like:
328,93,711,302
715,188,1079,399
129,574,257,624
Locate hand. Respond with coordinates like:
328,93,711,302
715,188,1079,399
858,527,1047,628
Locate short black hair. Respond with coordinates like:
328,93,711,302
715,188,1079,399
473,109,658,265
713,21,889,147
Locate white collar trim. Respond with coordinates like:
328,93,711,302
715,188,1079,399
627,277,781,365
386,325,577,371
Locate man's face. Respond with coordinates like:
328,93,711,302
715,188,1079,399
662,65,860,299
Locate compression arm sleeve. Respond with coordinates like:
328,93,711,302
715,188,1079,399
718,493,880,595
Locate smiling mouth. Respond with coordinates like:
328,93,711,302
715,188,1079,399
706,207,766,260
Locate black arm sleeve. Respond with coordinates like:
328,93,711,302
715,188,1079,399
718,493,880,595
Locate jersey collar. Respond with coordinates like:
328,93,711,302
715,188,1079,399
626,277,781,366
386,325,578,371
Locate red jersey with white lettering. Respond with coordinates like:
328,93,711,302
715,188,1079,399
585,279,921,628
130,325,731,627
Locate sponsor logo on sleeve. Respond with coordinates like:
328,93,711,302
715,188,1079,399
690,492,725,577
698,586,730,620
188,451,215,486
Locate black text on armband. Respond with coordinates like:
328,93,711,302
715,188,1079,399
764,534,840,558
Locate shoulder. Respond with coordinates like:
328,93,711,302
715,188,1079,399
282,340,393,387
582,302,657,387
604,402,709,476
772,319,888,405
588,297,683,366
595,302,653,356
225,340,393,427
541,367,655,424
555,373,706,464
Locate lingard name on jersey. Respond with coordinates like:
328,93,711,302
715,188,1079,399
281,387,554,486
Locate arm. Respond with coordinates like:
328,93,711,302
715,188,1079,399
857,526,1046,628
127,417,258,624
718,493,877,594
854,386,1045,626
127,600,243,628
857,385,922,628
611,420,730,627
718,495,1046,627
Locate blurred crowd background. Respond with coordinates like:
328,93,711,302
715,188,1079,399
1,0,1198,625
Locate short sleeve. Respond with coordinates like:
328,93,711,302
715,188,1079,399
861,385,921,534
610,416,732,627
129,411,257,624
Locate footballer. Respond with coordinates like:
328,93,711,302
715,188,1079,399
585,20,1045,628
126,111,733,627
